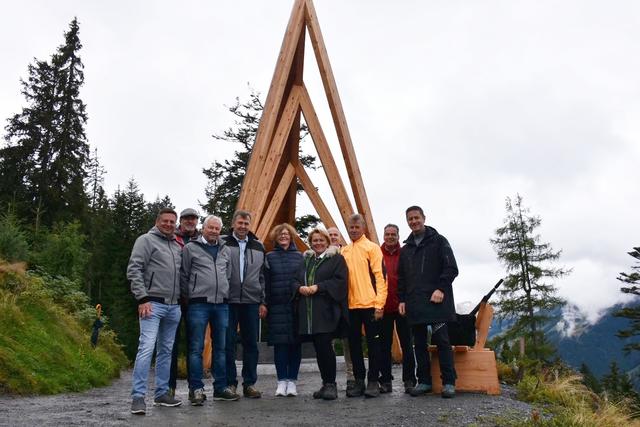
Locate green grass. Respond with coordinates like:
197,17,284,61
0,263,127,394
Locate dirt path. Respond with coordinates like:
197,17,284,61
0,361,532,426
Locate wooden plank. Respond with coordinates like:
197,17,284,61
304,0,378,243
299,84,354,225
474,303,494,350
430,349,501,395
237,0,306,211
294,162,339,231
251,86,302,226
255,162,297,240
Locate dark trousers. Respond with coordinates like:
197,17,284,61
274,343,302,381
348,308,382,382
312,332,336,384
169,304,189,390
413,323,456,386
225,303,260,387
379,312,416,384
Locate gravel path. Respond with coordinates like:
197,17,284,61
0,360,532,426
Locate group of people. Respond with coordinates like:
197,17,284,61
126,205,459,415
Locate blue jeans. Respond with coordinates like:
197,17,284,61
273,343,302,381
187,303,229,392
131,302,181,399
226,303,260,387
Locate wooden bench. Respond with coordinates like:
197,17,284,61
427,302,500,395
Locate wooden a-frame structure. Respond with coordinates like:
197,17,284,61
235,0,378,245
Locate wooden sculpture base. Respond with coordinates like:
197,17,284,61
428,346,501,395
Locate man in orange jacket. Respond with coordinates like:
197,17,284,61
341,214,387,398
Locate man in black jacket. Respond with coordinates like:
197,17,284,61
398,205,459,398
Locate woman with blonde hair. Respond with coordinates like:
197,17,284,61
294,227,349,400
264,223,304,396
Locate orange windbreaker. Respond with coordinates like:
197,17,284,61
341,235,387,309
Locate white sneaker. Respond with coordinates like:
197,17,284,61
286,380,297,396
276,380,287,397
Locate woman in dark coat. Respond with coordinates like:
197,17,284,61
265,223,304,397
293,227,348,400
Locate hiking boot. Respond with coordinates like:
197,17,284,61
409,383,432,397
213,387,240,401
313,384,327,399
130,397,146,415
403,380,416,394
364,380,380,398
346,379,364,397
322,383,338,400
228,384,237,395
286,380,297,396
345,379,356,396
441,383,456,399
379,382,392,393
243,385,262,398
154,392,182,407
189,388,205,406
275,380,287,397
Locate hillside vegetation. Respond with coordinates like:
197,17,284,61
0,261,127,394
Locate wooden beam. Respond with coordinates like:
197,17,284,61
299,84,354,225
255,162,297,240
237,0,306,211
251,86,302,226
294,162,339,231
304,0,378,243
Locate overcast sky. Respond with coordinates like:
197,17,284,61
1,0,638,322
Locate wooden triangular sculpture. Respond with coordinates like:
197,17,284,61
236,0,378,247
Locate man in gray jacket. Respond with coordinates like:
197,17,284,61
127,208,183,414
223,210,267,398
181,215,240,405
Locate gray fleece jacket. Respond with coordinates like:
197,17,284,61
221,232,266,304
180,238,231,304
127,226,182,305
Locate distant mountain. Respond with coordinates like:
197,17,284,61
488,302,640,379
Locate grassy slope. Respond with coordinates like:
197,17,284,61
0,263,128,394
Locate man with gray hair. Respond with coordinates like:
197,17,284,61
327,226,355,393
181,215,240,405
341,214,387,398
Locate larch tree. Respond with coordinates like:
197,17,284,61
490,194,570,360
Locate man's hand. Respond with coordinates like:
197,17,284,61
398,302,406,316
138,302,152,319
259,304,268,319
374,308,384,320
308,285,318,295
430,289,444,304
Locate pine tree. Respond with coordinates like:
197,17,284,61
490,194,569,360
0,18,89,228
580,362,602,394
202,90,318,233
601,361,640,406
614,247,640,353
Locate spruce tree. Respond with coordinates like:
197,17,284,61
490,194,569,360
614,247,640,353
202,90,318,233
0,18,89,228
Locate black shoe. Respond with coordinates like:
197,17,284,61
345,379,356,396
213,387,240,401
130,397,146,414
379,382,392,393
313,384,327,399
322,383,338,400
364,381,380,398
188,388,205,406
153,392,182,407
441,384,456,399
403,380,416,394
346,379,365,397
409,383,433,397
